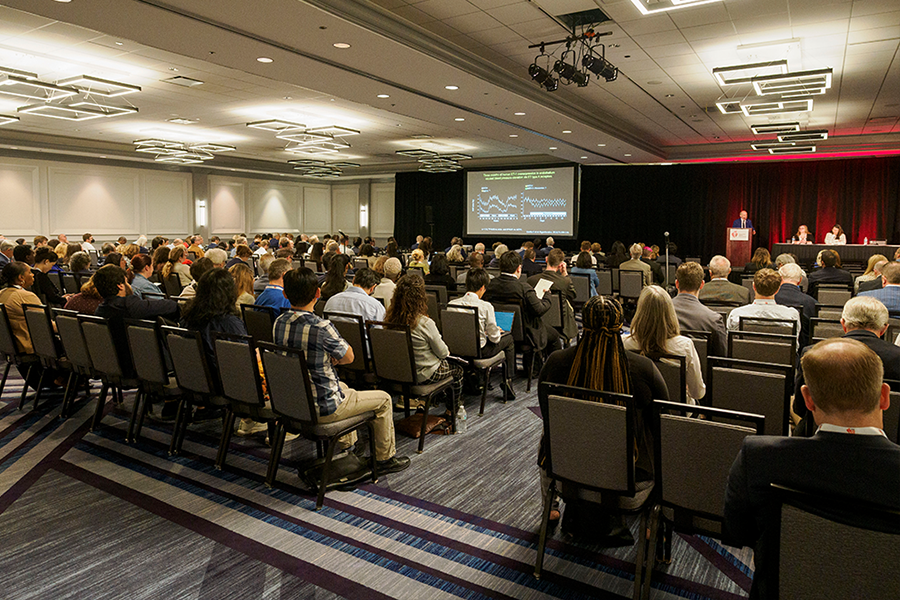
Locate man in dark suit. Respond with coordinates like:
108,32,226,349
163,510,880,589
526,248,577,341
484,250,561,355
792,296,900,436
857,259,887,294
640,247,665,284
774,263,816,348
731,210,755,234
725,337,900,599
698,255,751,304
671,261,727,357
807,249,853,295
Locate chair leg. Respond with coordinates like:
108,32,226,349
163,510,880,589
126,390,144,443
168,398,188,456
30,368,46,412
90,383,109,432
417,396,430,453
264,423,286,488
215,409,237,470
17,364,33,410
134,391,150,441
174,399,193,455
633,505,660,600
0,361,10,397
642,506,661,600
526,351,533,392
502,361,510,405
60,372,76,419
480,368,489,415
116,386,125,405
366,421,378,484
534,480,556,579
316,433,342,510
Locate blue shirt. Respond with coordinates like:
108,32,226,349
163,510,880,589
255,284,291,311
131,274,161,300
859,285,900,315
323,286,385,324
273,310,349,416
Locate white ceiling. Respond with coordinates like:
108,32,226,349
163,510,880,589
0,0,896,177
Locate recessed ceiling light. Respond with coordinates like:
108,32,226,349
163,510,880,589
376,94,389,98
514,112,525,116
598,143,606,147
257,57,273,63
54,0,72,3
562,130,571,133
581,156,587,159
549,147,557,150
665,94,674,98
445,85,459,90
115,42,123,46
454,117,465,121
333,42,351,49
509,134,518,138
625,153,632,156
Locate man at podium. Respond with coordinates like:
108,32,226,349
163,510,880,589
732,210,756,234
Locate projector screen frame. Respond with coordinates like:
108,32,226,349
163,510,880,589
463,162,580,240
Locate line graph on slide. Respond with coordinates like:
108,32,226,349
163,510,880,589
472,184,569,223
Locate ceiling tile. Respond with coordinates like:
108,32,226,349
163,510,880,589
666,3,732,27
847,26,900,45
412,0,479,20
485,3,546,25
443,11,503,33
790,3,852,24
631,30,687,48
680,22,738,42
390,5,433,25
850,11,900,31
791,19,850,38
618,15,679,37
644,42,695,59
725,0,789,20
469,25,522,45
851,0,900,18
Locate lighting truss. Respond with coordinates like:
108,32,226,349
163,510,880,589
246,119,305,132
751,122,800,135
712,60,788,86
58,74,141,97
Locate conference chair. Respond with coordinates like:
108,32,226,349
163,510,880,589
313,298,325,318
440,305,509,415
489,302,538,391
645,352,687,405
87,250,99,269
407,266,425,279
681,330,711,381
740,277,755,302
0,304,40,409
611,267,620,293
240,303,279,345
762,484,900,600
707,357,792,436
544,289,564,334
808,318,844,343
727,330,797,371
569,273,591,308
814,304,844,320
424,284,449,307
22,304,75,413
596,269,613,296
638,401,764,599
352,258,368,270
323,311,376,387
124,320,182,444
737,316,798,337
424,290,442,332
163,273,184,297
366,320,455,453
61,273,79,295
812,283,851,305
883,379,900,444
53,309,96,419
700,300,741,323
212,333,276,470
535,383,655,600
619,270,644,300
79,315,141,433
257,341,377,508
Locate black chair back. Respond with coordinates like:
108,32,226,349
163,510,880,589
125,320,170,385
0,304,19,358
257,341,316,424
164,273,184,297
323,312,370,372
619,270,644,299
161,325,217,395
596,269,613,296
366,321,416,385
61,273,80,295
440,305,481,358
54,310,92,373
213,332,266,409
240,303,277,344
424,284,448,306
23,304,60,362
79,315,130,381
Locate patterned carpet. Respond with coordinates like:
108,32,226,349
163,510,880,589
0,368,754,599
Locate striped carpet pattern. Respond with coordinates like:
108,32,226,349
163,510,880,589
0,369,754,599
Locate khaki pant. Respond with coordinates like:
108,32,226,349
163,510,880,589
318,383,396,461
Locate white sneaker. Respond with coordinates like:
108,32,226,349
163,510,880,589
265,432,300,446
236,418,268,437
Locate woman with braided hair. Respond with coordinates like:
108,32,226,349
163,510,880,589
537,295,668,538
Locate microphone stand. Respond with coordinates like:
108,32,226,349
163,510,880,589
664,231,670,288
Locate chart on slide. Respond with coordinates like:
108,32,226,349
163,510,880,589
472,185,567,223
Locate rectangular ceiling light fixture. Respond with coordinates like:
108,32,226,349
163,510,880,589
715,100,743,114
18,103,106,121
629,0,723,15
769,145,815,155
305,125,360,137
0,75,78,101
277,131,333,144
58,75,141,97
134,138,182,148
713,60,788,86
777,129,828,143
0,114,19,125
288,159,326,166
740,98,813,117
68,100,138,117
396,149,438,158
247,119,305,132
329,162,360,168
191,143,236,152
0,66,37,80
751,122,800,135
318,140,350,150
285,145,339,155
752,68,832,96
134,146,184,155
155,155,204,164
751,142,796,150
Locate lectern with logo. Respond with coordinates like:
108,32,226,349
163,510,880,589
726,228,752,267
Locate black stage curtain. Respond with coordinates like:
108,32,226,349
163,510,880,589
579,156,900,260
394,171,465,248
394,157,900,259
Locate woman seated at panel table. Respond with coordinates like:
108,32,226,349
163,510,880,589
791,224,814,244
823,224,847,245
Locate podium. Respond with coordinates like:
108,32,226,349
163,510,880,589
726,228,752,267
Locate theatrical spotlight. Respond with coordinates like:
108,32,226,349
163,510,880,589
583,54,618,82
554,57,589,87
528,62,559,92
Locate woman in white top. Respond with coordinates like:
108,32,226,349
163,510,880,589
824,224,847,245
622,285,705,404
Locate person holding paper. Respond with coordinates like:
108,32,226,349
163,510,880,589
731,210,755,234
527,248,578,340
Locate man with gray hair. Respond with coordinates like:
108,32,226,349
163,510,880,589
0,240,14,269
774,253,808,291
775,262,816,347
698,255,750,304
792,295,900,436
619,243,651,285
253,253,277,293
205,247,227,269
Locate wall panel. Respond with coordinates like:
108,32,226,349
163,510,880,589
303,185,332,235
371,181,395,240
248,182,301,233
0,163,41,236
143,172,192,236
331,184,360,238
209,177,245,235
48,166,140,236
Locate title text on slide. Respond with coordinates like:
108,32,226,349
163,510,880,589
482,170,557,181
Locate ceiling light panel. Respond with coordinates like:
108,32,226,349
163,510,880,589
751,122,800,135
285,145,339,155
740,98,813,117
287,159,326,166
769,145,815,155
777,130,828,142
18,103,106,121
752,68,832,96
276,132,332,144
0,66,37,80
68,100,138,117
191,143,236,152
716,100,743,114
246,119,305,132
305,125,360,137
0,114,19,125
0,75,78,101
751,142,796,150
396,149,437,158
629,0,723,15
713,60,789,86
57,75,141,97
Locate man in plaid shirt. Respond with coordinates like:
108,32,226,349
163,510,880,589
274,267,410,474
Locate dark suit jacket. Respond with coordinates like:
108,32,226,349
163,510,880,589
641,257,665,284
698,278,751,304
774,283,817,348
724,432,900,598
671,293,727,357
732,218,754,230
527,270,577,339
807,266,853,288
522,258,543,276
484,273,551,349
857,276,883,294
792,329,900,431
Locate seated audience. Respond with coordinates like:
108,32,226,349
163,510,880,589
186,235,205,259
641,246,665,284
446,245,466,264
150,246,170,282
774,263,816,348
521,248,543,276
129,254,160,300
31,247,67,307
0,262,40,355
226,244,253,269
855,254,888,293
448,268,515,399
179,258,214,299
230,263,256,307
162,246,192,287
538,296,668,533
527,248,578,340
69,251,92,280
324,268,385,324
423,254,456,291
206,248,228,269
699,255,750,304
807,249,853,291
858,261,900,316
671,262,727,357
656,242,682,267
13,244,34,266
624,285,705,403
384,240,405,267
488,244,507,268
457,252,485,283
181,268,248,370
255,258,292,311
743,247,775,275
570,251,600,296
385,274,463,407
373,258,402,311
724,338,900,598
320,254,352,301
408,248,429,274
253,253,276,293
605,241,628,268
773,252,808,292
726,269,801,339
64,277,103,315
273,267,410,473
619,243,651,286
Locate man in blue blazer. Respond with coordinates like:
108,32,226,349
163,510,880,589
859,261,900,316
724,337,900,598
731,210,755,233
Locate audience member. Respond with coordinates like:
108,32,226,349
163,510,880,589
206,248,228,269
570,251,600,296
527,248,577,340
855,254,888,293
408,249,429,274
774,263,816,347
726,269,800,339
324,268,385,324
373,258,402,310
773,252,808,291
0,240,16,269
179,258,214,299
457,253,484,283
253,253,276,293
743,247,775,275
487,244,507,268
69,251,91,278
724,338,900,598
0,262,40,355
320,254,352,301
273,267,410,473
64,277,103,315
13,244,34,266
640,246,665,284
181,268,247,370
255,258,292,311
31,247,67,307
187,235,206,259
161,246,192,287
656,242,682,267
521,248,543,276
699,255,750,304
619,243,651,286
446,245,466,264
129,254,160,300
605,241,628,268
230,263,256,307
151,246,170,282
808,249,853,292
423,254,455,291
858,262,900,315
226,244,253,269
537,236,554,258
624,285,705,403
671,262,727,357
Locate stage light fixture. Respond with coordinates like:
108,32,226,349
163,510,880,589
528,62,558,92
582,54,618,82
